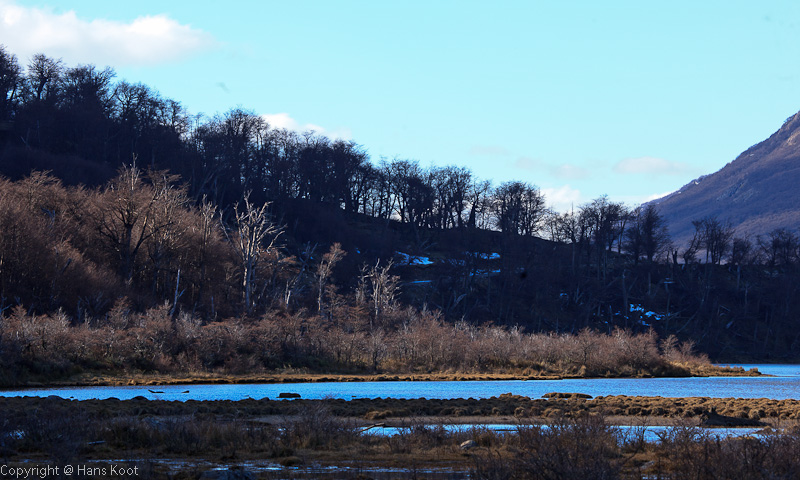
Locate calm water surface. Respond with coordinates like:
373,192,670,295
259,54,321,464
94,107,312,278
370,424,766,443
2,364,798,401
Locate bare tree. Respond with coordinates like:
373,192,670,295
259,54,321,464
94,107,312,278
25,53,63,103
757,228,799,268
227,192,281,314
93,165,175,286
492,181,546,236
730,236,754,267
0,45,20,121
693,216,734,265
359,261,400,328
625,204,670,264
315,243,346,314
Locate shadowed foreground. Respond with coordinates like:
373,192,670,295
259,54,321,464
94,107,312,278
2,395,800,479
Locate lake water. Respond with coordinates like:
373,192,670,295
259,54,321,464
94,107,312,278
1,364,799,401
367,423,766,443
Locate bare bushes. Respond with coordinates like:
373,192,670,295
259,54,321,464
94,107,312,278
660,334,710,366
280,402,359,450
103,415,281,458
0,300,709,382
1,401,90,464
655,426,800,479
472,415,628,480
379,313,689,376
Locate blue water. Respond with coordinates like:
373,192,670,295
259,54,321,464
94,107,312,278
2,364,798,401
368,424,766,443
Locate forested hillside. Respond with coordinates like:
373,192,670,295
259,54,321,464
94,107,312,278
2,44,800,375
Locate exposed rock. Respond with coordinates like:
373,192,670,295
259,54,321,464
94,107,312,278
699,409,765,427
278,392,301,398
542,392,593,399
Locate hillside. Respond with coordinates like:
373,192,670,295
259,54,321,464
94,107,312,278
7,46,800,365
653,111,800,246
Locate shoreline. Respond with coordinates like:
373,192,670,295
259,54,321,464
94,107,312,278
6,363,763,389
1,392,793,422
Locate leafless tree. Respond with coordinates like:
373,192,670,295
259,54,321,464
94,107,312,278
757,228,799,268
625,204,670,264
93,165,176,286
692,216,734,265
0,45,20,121
359,260,400,328
227,192,281,314
492,181,546,236
24,53,63,103
315,243,346,314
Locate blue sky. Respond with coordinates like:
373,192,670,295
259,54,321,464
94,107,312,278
2,1,800,211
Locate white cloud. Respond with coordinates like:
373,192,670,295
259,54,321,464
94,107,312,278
262,113,352,140
0,1,215,66
613,156,692,175
542,185,583,213
644,191,673,202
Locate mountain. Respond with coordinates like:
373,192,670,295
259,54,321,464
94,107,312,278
653,110,800,246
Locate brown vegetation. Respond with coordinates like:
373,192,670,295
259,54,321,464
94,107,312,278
6,45,800,365
2,396,800,479
0,289,715,386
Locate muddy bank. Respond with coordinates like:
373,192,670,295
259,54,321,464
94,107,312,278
0,391,795,422
16,363,761,388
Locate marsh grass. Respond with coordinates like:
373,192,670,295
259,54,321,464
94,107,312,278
5,397,800,479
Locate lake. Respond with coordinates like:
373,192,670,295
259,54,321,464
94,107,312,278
1,364,798,401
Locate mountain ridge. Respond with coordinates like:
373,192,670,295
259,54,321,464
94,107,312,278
652,110,800,246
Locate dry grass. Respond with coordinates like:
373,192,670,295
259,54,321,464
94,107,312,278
27,362,760,388
4,396,800,479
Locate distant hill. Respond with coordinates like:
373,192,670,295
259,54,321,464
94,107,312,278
652,111,800,246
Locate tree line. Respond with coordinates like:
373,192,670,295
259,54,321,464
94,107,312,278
4,45,800,362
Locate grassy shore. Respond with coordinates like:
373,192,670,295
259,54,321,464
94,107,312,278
15,362,762,388
2,393,794,423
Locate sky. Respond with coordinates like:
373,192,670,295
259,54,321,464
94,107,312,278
2,1,800,211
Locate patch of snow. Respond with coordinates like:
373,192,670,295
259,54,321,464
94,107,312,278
395,252,434,266
465,251,501,260
629,304,664,321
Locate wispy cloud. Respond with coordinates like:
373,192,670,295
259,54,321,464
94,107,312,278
262,113,352,140
613,156,693,175
215,82,230,94
514,156,544,170
0,1,216,66
542,185,583,213
552,164,590,180
469,145,511,156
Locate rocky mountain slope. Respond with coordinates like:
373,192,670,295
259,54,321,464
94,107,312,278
653,111,800,246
